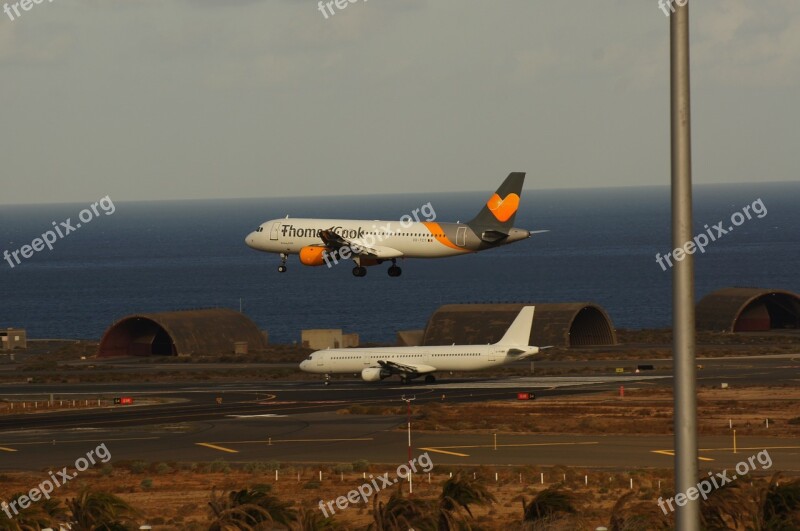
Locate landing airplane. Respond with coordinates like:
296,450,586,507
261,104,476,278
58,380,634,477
245,172,541,277
299,306,541,384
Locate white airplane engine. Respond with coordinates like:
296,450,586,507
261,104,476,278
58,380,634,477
361,367,391,382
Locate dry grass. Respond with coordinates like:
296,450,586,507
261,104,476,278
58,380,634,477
0,464,680,529
339,386,800,436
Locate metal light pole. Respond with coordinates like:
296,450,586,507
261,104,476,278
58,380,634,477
670,2,699,529
401,395,416,494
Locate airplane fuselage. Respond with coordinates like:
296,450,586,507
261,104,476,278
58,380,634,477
245,218,530,259
299,344,538,374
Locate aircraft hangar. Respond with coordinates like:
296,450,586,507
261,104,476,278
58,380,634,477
97,308,268,357
421,303,617,348
696,287,800,332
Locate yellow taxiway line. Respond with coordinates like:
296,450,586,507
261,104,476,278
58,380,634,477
652,449,714,462
653,445,800,462
195,437,374,454
419,441,599,458
419,448,470,457
195,443,239,454
0,446,18,452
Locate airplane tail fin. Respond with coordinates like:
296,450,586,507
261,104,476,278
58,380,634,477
467,172,525,237
496,306,535,346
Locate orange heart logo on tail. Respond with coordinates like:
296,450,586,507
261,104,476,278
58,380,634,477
486,193,520,222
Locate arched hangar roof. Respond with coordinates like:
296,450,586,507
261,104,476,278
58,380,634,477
696,288,800,332
98,308,267,357
423,303,617,348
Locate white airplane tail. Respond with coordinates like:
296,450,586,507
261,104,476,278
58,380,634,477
496,306,535,346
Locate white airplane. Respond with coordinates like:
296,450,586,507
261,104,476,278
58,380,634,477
245,172,540,277
299,306,540,384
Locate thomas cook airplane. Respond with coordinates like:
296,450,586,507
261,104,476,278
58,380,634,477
299,306,540,385
245,172,541,277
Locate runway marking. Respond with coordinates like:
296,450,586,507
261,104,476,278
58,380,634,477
699,445,800,452
419,448,470,457
653,450,714,462
651,450,712,462
0,446,18,452
196,443,239,454
652,449,714,462
653,445,800,461
419,441,599,457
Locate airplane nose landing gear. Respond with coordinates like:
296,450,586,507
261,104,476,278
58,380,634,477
388,259,402,277
278,253,288,273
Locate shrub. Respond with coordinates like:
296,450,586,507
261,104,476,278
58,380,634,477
352,459,370,472
333,463,354,474
205,460,231,473
243,462,269,474
130,461,149,474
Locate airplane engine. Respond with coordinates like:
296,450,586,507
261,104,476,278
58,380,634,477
361,367,391,382
299,246,328,266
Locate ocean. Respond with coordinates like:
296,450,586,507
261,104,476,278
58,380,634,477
1,182,797,344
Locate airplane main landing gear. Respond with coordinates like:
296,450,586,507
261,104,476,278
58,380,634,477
324,374,331,386
278,253,288,273
352,266,367,277
425,374,436,384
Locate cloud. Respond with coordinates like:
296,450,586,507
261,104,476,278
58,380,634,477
695,0,800,87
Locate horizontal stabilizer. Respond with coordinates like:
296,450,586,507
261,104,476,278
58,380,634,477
479,230,510,243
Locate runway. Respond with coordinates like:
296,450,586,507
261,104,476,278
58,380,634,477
2,412,800,472
0,354,798,471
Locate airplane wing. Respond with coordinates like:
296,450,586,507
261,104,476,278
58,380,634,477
377,360,437,376
319,229,403,259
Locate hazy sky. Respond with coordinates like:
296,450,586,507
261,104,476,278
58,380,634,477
1,0,798,204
